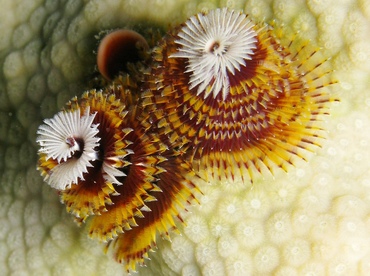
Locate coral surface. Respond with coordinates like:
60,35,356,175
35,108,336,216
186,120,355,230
1,0,370,275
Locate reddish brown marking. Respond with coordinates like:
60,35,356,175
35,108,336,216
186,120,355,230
97,30,149,80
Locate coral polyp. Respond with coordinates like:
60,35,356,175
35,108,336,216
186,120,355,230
142,8,337,181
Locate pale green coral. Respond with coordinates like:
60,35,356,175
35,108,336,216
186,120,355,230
0,0,370,275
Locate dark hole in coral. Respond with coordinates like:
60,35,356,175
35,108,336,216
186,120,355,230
97,30,149,80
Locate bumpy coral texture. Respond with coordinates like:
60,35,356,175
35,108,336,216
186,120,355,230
0,0,369,275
